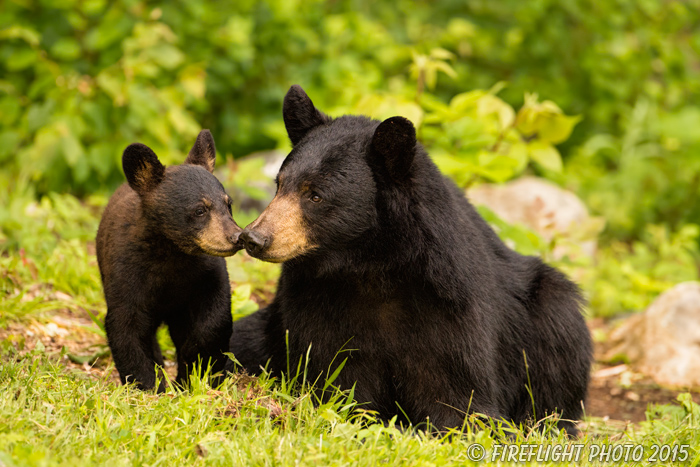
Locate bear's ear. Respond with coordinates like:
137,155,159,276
283,85,331,146
122,143,166,195
185,129,216,173
369,116,417,182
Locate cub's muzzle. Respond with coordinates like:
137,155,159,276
196,216,244,257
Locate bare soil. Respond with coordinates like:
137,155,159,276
587,318,700,423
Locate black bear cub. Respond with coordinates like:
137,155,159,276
97,130,241,391
231,85,592,435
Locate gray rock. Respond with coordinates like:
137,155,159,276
606,282,700,388
467,176,600,260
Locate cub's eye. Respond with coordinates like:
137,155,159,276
194,207,207,217
310,192,322,203
226,202,232,215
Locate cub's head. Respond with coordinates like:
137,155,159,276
240,85,417,263
123,130,242,256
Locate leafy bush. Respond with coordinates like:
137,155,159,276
3,0,699,198
423,86,580,185
0,1,412,194
377,0,700,143
562,101,700,243
583,224,699,317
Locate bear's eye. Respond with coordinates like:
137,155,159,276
194,207,207,217
226,202,232,215
310,192,322,203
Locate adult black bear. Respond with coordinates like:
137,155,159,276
97,130,242,391
231,86,592,435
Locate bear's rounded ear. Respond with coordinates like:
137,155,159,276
283,85,332,146
185,129,216,173
122,143,166,195
370,116,417,182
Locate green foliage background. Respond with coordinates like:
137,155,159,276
1,0,700,317
2,3,700,464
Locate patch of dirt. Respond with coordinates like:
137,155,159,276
215,374,285,420
586,318,700,423
0,306,122,383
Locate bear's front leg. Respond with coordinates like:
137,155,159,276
397,353,508,433
168,303,232,387
227,305,285,375
105,306,165,392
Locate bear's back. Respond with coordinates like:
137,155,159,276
96,183,141,288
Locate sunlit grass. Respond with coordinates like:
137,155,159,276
1,347,699,466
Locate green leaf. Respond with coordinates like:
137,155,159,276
26,101,55,133
475,205,545,256
527,141,563,172
167,107,200,138
430,47,455,61
477,94,515,129
149,44,185,70
6,48,38,71
450,91,486,113
0,96,21,126
85,16,131,51
66,346,110,364
353,94,424,127
433,61,457,79
503,140,528,173
0,26,41,46
323,357,348,391
476,150,520,183
231,284,259,319
0,130,21,160
431,151,478,187
87,143,115,177
50,38,82,61
538,114,582,144
96,69,125,102
60,132,85,167
179,65,206,99
81,0,107,16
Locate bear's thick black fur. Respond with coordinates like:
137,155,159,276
97,130,242,391
231,86,592,434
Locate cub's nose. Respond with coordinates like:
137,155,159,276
239,230,269,256
228,230,242,246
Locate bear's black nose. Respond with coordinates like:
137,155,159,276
240,230,269,256
228,230,242,246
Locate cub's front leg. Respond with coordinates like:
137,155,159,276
168,297,232,387
105,304,165,392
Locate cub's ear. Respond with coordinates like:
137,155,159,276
283,85,331,146
122,143,166,195
369,116,417,182
185,129,216,173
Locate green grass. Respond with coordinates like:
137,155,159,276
1,348,699,466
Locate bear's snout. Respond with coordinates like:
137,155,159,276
240,229,270,257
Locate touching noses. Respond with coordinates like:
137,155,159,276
239,230,268,256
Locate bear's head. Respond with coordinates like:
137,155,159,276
240,85,419,264
122,130,243,257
